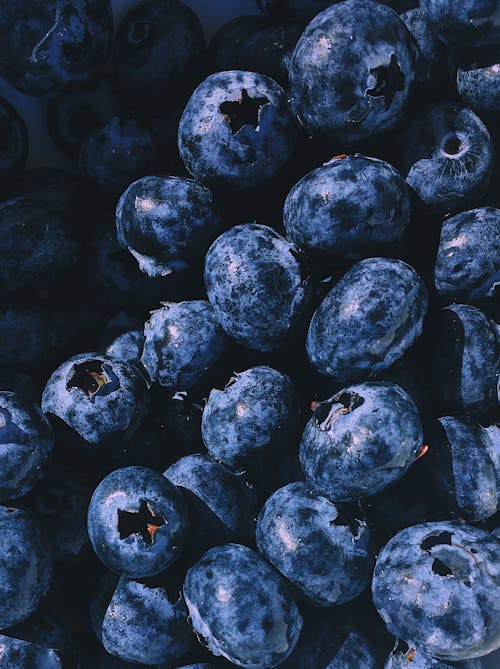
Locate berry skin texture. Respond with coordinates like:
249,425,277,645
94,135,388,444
0,635,62,668
87,466,189,579
0,0,113,95
434,207,500,302
256,482,374,606
401,8,450,84
457,48,500,116
299,382,423,501
420,0,500,48
0,506,53,629
41,353,149,447
178,70,297,191
116,176,223,278
0,391,54,501
372,521,500,661
283,154,411,262
101,576,193,666
289,0,417,143
183,543,302,668
141,301,228,389
204,224,311,352
306,257,428,384
385,641,483,668
201,366,299,471
0,96,28,177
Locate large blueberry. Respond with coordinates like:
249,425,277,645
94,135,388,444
434,207,499,303
289,0,417,142
0,392,54,501
300,382,422,501
372,521,500,661
0,506,53,629
141,301,228,389
101,576,193,665
385,641,482,668
164,454,257,547
205,224,311,351
178,71,297,191
116,176,223,278
256,482,374,605
457,48,500,116
0,0,113,95
0,97,28,178
0,635,61,668
201,366,299,471
87,466,189,578
183,543,302,668
41,353,149,447
397,104,494,213
284,155,411,262
420,0,500,47
306,257,427,383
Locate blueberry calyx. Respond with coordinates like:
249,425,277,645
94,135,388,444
366,54,405,110
66,359,120,401
127,20,151,46
441,132,465,156
220,88,270,134
117,498,166,546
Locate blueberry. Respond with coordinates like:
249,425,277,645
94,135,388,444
427,304,499,416
238,24,302,87
116,176,223,278
164,454,257,547
204,224,311,351
201,366,299,471
141,301,228,389
283,155,411,263
420,0,500,48
112,0,204,100
41,353,149,447
397,104,494,213
0,97,28,178
207,15,269,73
457,48,500,116
255,0,339,23
256,482,374,605
87,466,189,578
434,207,500,302
0,392,54,501
183,543,302,668
372,521,500,661
0,635,61,668
101,576,193,665
300,381,423,501
400,8,451,83
306,257,428,383
385,640,482,668
289,0,417,142
0,506,53,629
0,0,113,95
178,71,298,191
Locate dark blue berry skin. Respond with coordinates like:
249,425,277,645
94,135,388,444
183,543,302,668
141,301,228,389
41,353,149,447
256,0,339,23
256,482,374,606
202,366,299,471
428,304,499,416
400,8,450,83
101,576,194,665
425,417,500,521
164,454,257,547
79,116,161,197
0,97,28,178
116,176,223,278
178,71,298,191
372,521,500,661
105,330,144,366
306,257,428,384
238,24,302,87
0,506,53,629
112,0,204,100
0,0,113,95
300,382,423,501
385,642,482,668
434,207,500,302
87,466,189,578
283,155,411,263
0,635,62,668
397,104,494,214
457,48,500,116
205,224,311,351
207,15,270,73
0,392,54,502
289,0,417,143
420,0,500,47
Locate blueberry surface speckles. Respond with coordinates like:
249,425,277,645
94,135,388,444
183,543,302,668
0,635,62,669
372,521,500,661
306,257,428,383
205,224,311,351
457,48,500,116
420,0,500,47
289,0,417,142
87,466,189,579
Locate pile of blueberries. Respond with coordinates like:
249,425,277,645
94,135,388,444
0,0,499,667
